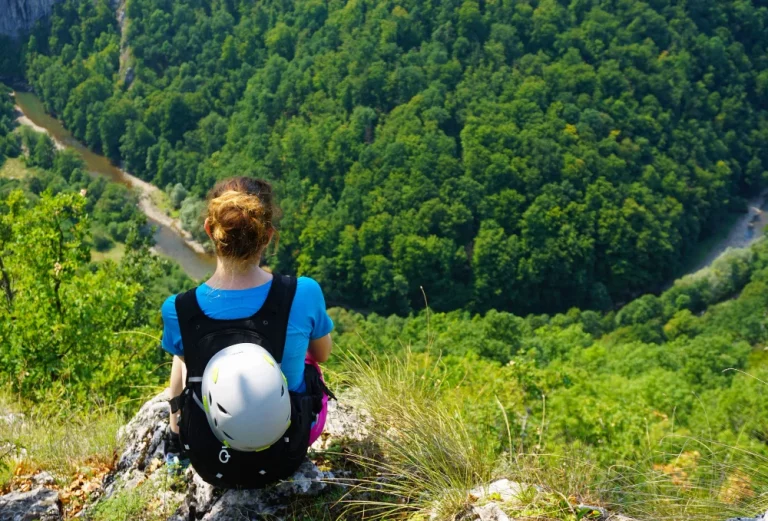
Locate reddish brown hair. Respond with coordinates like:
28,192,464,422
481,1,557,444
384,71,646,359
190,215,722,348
206,177,279,265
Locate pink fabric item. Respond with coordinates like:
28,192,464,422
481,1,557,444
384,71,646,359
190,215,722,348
306,356,328,446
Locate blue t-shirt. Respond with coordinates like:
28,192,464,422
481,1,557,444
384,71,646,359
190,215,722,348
161,276,334,392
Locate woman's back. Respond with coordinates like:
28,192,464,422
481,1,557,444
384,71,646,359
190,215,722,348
161,276,333,392
160,176,334,487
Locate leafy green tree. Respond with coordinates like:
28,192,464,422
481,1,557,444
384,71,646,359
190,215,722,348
119,120,155,179
99,98,136,162
92,184,139,241
179,195,208,244
31,133,56,169
265,22,296,60
169,183,188,209
53,149,85,181
471,220,521,312
0,189,170,404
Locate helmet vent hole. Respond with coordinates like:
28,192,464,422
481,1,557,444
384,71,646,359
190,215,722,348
208,391,212,404
281,385,285,397
222,431,234,440
214,418,218,427
217,403,229,415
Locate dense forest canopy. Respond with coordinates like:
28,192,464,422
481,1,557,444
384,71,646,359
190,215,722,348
20,0,768,315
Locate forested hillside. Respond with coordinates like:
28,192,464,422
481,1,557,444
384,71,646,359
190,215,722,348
2,166,768,515
20,0,768,316
2,77,768,515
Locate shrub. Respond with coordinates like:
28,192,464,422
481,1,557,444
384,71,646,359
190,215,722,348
168,183,187,209
92,227,114,252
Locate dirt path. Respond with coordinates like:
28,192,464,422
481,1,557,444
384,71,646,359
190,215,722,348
116,168,209,254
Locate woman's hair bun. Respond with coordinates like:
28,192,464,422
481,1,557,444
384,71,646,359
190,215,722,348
206,177,279,265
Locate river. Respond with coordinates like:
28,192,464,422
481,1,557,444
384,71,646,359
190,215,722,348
14,91,768,289
13,91,216,280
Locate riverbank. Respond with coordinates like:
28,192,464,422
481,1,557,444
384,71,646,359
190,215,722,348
117,167,209,255
12,95,210,256
15,111,64,150
690,190,768,272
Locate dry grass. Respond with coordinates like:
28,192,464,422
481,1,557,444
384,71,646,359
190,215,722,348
0,393,123,489
608,441,768,520
90,242,127,262
0,158,31,180
324,341,768,521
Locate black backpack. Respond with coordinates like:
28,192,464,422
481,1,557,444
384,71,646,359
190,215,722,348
169,274,333,489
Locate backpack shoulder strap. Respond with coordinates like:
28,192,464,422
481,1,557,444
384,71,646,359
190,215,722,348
170,287,204,414
175,287,204,327
253,274,297,364
174,287,206,373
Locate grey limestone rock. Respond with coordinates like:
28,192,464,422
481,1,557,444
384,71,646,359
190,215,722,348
96,390,358,520
0,487,61,521
0,0,64,37
464,481,639,521
114,389,171,475
172,460,333,521
311,393,370,450
123,66,135,87
469,479,528,503
30,471,55,487
471,503,510,521
726,511,768,521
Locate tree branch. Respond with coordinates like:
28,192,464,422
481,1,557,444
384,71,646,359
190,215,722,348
0,255,12,308
52,214,64,317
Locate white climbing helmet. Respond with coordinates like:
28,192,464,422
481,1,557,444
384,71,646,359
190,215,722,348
200,343,291,452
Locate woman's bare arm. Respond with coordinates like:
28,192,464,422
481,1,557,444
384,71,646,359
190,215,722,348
308,334,332,363
169,355,186,434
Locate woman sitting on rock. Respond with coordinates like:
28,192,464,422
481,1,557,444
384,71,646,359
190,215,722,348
160,176,334,488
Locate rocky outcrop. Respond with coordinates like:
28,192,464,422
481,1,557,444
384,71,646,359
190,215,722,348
0,0,63,37
0,390,648,521
115,0,134,87
0,487,60,521
98,389,348,521
0,389,363,521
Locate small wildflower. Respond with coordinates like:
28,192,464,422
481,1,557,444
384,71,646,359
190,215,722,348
54,262,62,275
80,189,87,197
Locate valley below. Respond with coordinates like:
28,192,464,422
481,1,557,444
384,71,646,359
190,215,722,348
13,90,216,279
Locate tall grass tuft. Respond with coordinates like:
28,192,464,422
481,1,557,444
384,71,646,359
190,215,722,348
334,348,496,520
327,344,768,521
